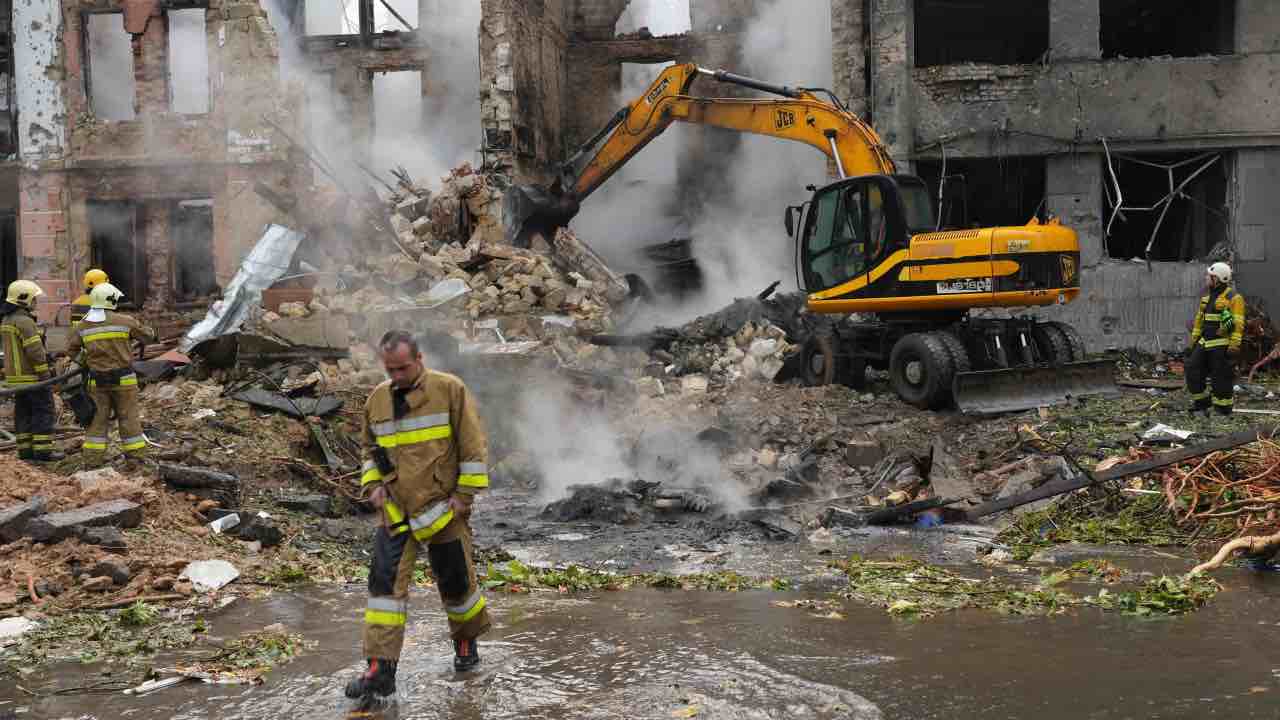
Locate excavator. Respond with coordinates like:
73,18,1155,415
504,63,1116,414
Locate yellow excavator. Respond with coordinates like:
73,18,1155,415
505,63,1115,413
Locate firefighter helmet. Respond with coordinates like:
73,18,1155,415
5,280,44,309
1207,262,1232,284
83,268,109,292
89,282,124,310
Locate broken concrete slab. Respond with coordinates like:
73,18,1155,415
0,496,47,543
179,560,240,592
263,312,350,349
235,514,283,548
0,617,37,645
277,494,334,517
80,526,127,549
82,576,114,592
72,467,126,493
845,439,885,469
89,560,132,585
25,500,143,543
927,440,979,504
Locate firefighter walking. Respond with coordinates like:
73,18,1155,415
65,283,155,466
1,280,61,462
1186,262,1245,415
345,330,491,702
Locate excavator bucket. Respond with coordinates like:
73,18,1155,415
502,184,581,247
952,359,1119,415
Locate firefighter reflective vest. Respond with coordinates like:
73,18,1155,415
66,311,154,375
0,309,49,385
1190,285,1245,351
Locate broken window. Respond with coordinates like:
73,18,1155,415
87,200,145,306
371,70,424,175
915,156,1047,231
1102,149,1230,262
85,12,137,121
372,0,415,31
304,0,360,35
616,0,692,37
172,200,218,302
1101,0,1233,59
168,9,210,114
914,0,1049,67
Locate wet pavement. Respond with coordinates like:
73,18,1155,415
5,561,1280,720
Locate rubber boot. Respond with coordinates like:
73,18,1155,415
31,449,66,463
454,638,481,672
344,658,397,699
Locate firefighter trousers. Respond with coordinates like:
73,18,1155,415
14,386,55,460
82,377,146,464
1186,345,1234,414
363,515,491,661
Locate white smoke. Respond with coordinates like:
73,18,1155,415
86,13,136,121
168,9,211,114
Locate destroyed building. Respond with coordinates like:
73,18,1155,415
4,0,1280,354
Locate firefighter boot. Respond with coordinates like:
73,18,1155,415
344,658,397,699
454,637,481,672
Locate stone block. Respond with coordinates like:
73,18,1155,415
278,494,334,517
90,560,131,585
845,440,885,469
25,500,143,544
0,496,46,543
412,216,432,237
264,312,351,349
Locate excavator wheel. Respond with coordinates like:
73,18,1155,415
933,331,972,374
799,334,836,387
1046,321,1088,361
889,333,955,410
1031,323,1072,365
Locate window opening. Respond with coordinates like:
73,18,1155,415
168,9,210,114
914,0,1049,67
85,12,137,121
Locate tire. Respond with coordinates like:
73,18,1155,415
933,331,972,374
800,334,836,387
1031,323,1071,365
889,333,956,410
1047,321,1087,361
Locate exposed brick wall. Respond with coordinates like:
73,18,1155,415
913,63,1037,105
142,201,170,311
18,171,72,323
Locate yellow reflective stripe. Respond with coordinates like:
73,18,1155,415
121,436,147,451
21,335,41,347
364,610,407,626
5,375,37,383
375,425,451,448
119,376,138,386
1202,338,1229,348
83,441,108,450
446,593,487,623
458,474,489,489
361,464,384,487
32,364,49,374
1212,397,1234,407
1189,391,1210,400
384,500,406,525
83,331,129,343
411,508,454,542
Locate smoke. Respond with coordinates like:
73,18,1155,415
86,13,136,121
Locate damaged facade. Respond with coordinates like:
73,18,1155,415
831,0,1280,351
7,0,293,323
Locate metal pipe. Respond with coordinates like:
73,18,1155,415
700,67,803,98
825,130,847,178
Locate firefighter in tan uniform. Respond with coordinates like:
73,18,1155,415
345,330,492,701
1,280,60,462
65,283,155,465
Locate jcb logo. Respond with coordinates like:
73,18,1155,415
645,78,671,105
775,110,796,130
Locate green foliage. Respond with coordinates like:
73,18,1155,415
118,601,158,627
1087,575,1221,617
216,628,308,671
836,555,1073,618
479,560,786,594
998,494,1210,559
265,564,310,585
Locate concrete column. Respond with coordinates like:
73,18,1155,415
1045,153,1105,268
1233,149,1280,326
1049,0,1101,61
1235,0,1280,54
13,0,66,161
868,0,912,170
17,170,71,322
830,0,866,119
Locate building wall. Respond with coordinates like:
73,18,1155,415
832,0,1280,351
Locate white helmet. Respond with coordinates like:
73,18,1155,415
1207,262,1232,284
89,282,124,310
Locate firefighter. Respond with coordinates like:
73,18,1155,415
70,269,109,324
345,330,491,701
0,280,61,462
66,283,155,466
1186,262,1245,415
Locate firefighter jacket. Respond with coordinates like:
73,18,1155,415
66,311,155,377
360,367,489,542
0,308,50,385
1190,284,1245,352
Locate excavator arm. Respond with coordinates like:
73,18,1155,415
504,63,895,244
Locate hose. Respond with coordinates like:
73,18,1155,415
0,368,80,397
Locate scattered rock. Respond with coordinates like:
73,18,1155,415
152,576,176,591
278,494,334,517
235,515,283,548
33,580,64,598
179,559,240,592
195,499,220,515
90,560,132,585
681,374,709,394
757,448,779,469
82,576,114,592
0,496,46,543
174,580,195,596
0,591,16,609
25,500,143,543
635,377,665,397
79,526,126,548
927,439,979,504
243,540,263,555
72,467,125,493
844,440,885,470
